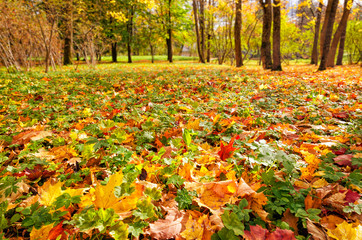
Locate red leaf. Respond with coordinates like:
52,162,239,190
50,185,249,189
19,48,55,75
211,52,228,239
218,137,238,161
345,190,360,204
333,154,353,167
333,112,349,119
333,148,347,155
48,222,66,240
16,165,55,181
244,225,268,240
267,228,296,240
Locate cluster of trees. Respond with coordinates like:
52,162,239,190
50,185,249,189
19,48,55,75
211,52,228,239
0,0,360,72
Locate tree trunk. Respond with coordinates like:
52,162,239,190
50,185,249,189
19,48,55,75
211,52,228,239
272,0,282,71
63,0,73,65
45,48,50,73
150,44,154,63
111,42,117,63
206,0,213,63
327,0,353,67
193,0,205,63
235,0,243,67
311,1,323,65
336,19,347,65
167,0,173,63
199,0,206,62
318,0,339,71
320,0,333,58
127,8,134,64
127,42,132,63
63,35,72,65
260,0,272,69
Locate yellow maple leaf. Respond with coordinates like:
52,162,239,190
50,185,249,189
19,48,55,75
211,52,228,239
330,94,339,102
327,221,359,240
93,170,124,210
30,224,52,240
181,215,204,240
39,180,84,207
38,181,63,206
312,178,329,188
82,171,143,214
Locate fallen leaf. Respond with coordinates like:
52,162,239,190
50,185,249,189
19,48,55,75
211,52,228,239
332,112,349,119
333,154,353,167
282,209,298,233
38,181,63,206
147,207,186,239
218,137,238,161
48,222,67,240
30,224,53,240
244,225,268,240
180,214,204,240
345,190,361,204
320,215,345,230
307,220,327,240
327,221,358,240
12,130,52,145
267,228,296,240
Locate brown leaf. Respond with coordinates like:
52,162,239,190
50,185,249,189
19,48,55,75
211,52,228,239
323,192,346,211
282,209,299,234
320,215,345,230
307,220,328,240
305,194,322,210
12,130,52,145
237,178,255,197
147,207,186,240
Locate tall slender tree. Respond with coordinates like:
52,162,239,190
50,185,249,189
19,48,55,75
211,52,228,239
63,0,73,65
327,0,353,67
272,0,282,71
193,0,205,63
127,7,135,63
234,0,243,67
166,0,173,62
336,21,347,65
259,0,272,69
318,0,339,71
311,1,323,65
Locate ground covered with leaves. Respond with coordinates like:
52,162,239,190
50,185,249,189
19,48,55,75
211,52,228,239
0,64,361,240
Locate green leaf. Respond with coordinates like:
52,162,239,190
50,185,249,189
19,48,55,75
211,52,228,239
133,198,155,220
182,129,192,146
212,227,239,240
109,221,128,240
166,175,185,188
128,221,148,237
144,187,162,201
175,188,195,210
221,211,244,236
348,171,362,187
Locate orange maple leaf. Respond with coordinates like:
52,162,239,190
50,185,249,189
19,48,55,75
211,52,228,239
218,137,238,161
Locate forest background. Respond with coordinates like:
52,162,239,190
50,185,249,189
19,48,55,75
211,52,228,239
0,0,361,72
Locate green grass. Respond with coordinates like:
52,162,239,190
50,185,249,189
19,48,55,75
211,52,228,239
89,55,199,63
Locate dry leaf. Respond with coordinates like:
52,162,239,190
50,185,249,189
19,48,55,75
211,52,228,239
307,220,327,240
282,209,298,233
147,207,186,239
